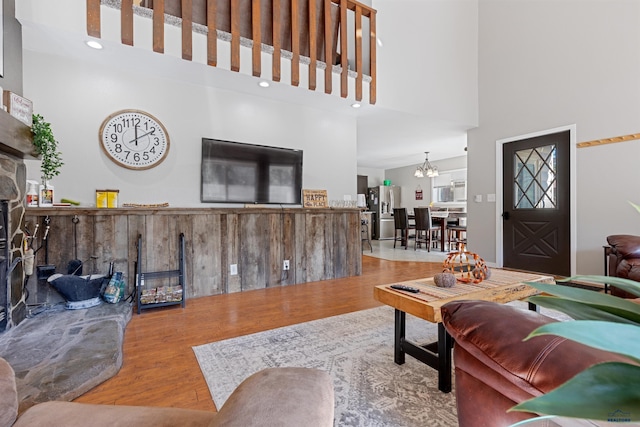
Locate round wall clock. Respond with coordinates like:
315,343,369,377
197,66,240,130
99,109,170,170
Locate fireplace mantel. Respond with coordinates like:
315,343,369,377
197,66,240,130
0,109,36,159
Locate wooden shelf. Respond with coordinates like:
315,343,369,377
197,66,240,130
0,109,37,159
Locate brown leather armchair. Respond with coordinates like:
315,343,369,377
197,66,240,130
606,234,640,298
441,300,628,427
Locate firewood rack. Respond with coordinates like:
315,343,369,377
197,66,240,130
135,233,186,314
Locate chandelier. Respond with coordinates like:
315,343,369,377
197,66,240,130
414,152,439,178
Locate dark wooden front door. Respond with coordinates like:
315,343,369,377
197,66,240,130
502,130,571,276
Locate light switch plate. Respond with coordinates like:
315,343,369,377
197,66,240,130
487,193,496,202
474,194,483,203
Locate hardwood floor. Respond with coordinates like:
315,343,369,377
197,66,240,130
74,256,443,411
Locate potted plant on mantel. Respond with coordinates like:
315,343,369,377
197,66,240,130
511,200,640,423
31,113,63,205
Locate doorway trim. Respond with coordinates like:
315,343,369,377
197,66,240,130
495,124,577,276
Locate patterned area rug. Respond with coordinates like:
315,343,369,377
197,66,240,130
194,305,459,427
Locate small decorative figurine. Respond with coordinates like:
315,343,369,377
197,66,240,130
442,244,488,284
433,272,457,288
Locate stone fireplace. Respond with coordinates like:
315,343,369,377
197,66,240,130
0,109,35,332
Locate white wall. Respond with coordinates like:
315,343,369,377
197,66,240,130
373,0,479,127
468,0,640,274
23,50,358,207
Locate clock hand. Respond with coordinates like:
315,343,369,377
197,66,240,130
128,129,154,145
134,126,139,147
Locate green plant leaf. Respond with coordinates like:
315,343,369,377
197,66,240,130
561,275,640,298
31,113,63,181
525,321,640,363
528,295,640,325
510,362,640,421
517,271,640,421
526,282,640,323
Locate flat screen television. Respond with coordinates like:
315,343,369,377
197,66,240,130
201,138,303,205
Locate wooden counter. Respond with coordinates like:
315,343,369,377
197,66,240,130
25,207,362,300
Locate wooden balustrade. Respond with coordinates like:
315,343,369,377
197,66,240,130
86,0,376,103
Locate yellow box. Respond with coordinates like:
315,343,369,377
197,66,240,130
96,190,107,208
97,189,119,208
106,189,119,208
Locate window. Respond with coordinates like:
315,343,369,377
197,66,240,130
513,145,556,209
431,169,467,203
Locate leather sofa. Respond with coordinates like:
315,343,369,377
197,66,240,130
606,234,640,298
0,357,334,427
441,300,629,427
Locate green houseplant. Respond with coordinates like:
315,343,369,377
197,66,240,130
509,276,640,421
31,113,63,182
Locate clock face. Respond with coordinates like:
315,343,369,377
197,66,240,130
99,109,170,170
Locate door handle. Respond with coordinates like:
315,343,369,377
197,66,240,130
502,212,510,220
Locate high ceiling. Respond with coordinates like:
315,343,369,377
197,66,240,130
18,2,470,170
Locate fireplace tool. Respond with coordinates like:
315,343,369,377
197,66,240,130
22,217,57,317
67,215,84,275
34,216,55,282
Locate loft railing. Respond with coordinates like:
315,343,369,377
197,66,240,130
86,0,376,104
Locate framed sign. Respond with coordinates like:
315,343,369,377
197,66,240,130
3,91,33,126
302,189,328,208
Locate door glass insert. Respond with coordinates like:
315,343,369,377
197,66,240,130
513,144,557,209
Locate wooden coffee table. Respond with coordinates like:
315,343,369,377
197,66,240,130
373,269,555,393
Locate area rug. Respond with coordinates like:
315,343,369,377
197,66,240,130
194,301,571,426
194,305,459,427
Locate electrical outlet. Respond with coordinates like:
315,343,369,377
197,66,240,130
283,260,290,271
230,264,238,275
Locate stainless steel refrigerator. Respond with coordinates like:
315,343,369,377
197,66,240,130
367,185,401,239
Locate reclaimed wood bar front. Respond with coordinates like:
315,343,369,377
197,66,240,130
25,207,362,301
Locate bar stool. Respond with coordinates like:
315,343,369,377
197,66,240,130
361,216,372,253
393,208,414,249
448,225,467,251
414,207,440,251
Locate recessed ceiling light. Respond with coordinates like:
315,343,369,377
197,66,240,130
351,103,361,109
258,81,270,88
86,40,103,50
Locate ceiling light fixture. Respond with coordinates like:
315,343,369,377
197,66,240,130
414,152,439,178
351,103,361,109
258,81,270,88
85,40,103,50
